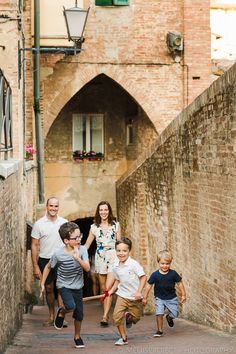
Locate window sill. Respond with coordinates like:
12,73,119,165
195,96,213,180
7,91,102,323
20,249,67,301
0,159,20,179
25,159,35,171
73,157,104,163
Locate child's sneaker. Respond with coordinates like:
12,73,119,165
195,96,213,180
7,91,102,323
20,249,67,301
125,312,133,328
115,337,128,346
74,337,85,348
166,314,174,327
153,331,163,337
63,320,68,328
54,307,64,330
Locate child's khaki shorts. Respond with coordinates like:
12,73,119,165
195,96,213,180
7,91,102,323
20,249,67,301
113,295,143,326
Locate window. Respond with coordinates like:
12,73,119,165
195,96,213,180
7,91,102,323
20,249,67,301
126,123,134,145
73,113,104,154
0,69,13,159
95,0,129,6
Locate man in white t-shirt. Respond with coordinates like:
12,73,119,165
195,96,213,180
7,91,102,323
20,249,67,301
31,197,67,326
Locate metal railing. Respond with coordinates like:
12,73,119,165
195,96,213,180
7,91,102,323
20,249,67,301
0,69,13,159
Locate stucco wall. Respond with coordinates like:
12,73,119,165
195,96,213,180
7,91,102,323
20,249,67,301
117,63,236,333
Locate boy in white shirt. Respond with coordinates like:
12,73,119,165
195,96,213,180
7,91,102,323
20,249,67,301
108,237,146,346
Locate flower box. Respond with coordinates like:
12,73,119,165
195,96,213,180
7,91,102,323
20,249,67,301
73,150,104,162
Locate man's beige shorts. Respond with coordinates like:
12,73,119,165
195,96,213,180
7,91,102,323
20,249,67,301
113,295,143,326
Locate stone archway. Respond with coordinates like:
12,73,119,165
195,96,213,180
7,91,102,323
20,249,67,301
43,69,159,220
42,61,181,137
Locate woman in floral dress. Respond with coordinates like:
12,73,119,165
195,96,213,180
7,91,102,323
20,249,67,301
85,201,121,326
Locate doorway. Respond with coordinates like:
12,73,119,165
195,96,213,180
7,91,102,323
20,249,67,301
72,217,99,297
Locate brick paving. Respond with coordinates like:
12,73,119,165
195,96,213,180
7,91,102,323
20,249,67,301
4,302,236,354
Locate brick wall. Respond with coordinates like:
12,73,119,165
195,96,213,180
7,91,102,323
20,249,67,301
39,0,211,219
44,75,157,219
184,0,211,105
117,63,236,333
0,167,35,353
0,172,23,353
0,1,37,351
41,0,211,137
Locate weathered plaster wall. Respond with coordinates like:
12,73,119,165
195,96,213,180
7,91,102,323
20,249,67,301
117,63,236,333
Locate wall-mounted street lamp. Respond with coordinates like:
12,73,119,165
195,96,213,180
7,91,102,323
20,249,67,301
63,1,90,52
17,0,90,204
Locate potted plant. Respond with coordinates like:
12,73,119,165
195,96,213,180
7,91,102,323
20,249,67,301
25,144,37,160
73,150,104,162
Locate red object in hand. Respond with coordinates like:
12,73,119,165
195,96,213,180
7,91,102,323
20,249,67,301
100,290,109,302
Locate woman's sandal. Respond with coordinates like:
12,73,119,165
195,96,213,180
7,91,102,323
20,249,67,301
100,316,109,327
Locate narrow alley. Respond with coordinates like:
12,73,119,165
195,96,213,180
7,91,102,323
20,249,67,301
4,302,236,354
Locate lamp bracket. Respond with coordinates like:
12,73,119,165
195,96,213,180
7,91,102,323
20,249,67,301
18,46,83,84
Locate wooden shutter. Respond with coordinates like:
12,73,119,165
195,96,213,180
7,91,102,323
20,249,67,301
113,0,129,5
95,0,113,5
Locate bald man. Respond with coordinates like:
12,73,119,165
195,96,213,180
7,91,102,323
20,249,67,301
31,197,68,326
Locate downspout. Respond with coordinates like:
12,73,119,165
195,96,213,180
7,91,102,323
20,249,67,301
34,0,45,203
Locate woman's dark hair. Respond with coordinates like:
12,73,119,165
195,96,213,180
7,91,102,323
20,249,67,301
94,201,115,226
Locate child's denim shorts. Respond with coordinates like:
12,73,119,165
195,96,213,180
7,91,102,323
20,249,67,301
155,296,179,318
59,287,83,321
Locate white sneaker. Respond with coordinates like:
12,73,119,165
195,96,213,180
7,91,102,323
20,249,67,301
115,337,128,346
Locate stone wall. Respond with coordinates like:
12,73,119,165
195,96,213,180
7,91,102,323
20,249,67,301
0,171,22,353
0,166,36,353
117,63,236,333
0,1,37,351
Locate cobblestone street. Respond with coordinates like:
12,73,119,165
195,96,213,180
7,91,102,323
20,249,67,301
4,302,236,354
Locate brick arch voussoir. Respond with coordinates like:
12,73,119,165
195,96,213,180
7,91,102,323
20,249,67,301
104,68,155,126
44,65,157,138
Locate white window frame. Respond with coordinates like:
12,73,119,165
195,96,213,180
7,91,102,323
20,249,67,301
126,123,134,145
72,113,104,154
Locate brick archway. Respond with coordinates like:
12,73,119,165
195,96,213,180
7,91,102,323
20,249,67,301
42,63,161,137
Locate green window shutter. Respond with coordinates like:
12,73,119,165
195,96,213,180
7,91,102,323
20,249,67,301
113,0,129,5
95,0,113,5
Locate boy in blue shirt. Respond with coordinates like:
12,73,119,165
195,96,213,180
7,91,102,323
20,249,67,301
41,222,90,349
142,250,186,337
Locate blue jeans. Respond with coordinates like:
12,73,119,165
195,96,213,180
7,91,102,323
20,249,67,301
59,287,83,321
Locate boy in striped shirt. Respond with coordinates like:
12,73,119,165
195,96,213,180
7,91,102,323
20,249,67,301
41,222,90,349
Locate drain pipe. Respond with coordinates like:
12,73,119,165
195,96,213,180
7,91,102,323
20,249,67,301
34,0,44,203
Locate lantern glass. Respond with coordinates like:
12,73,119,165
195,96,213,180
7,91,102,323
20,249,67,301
64,6,89,42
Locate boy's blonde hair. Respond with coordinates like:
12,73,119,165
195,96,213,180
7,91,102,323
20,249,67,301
157,249,173,262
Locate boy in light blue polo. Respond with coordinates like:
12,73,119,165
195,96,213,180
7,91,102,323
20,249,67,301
41,222,90,349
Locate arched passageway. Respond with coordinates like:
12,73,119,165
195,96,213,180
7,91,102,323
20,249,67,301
44,74,158,220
